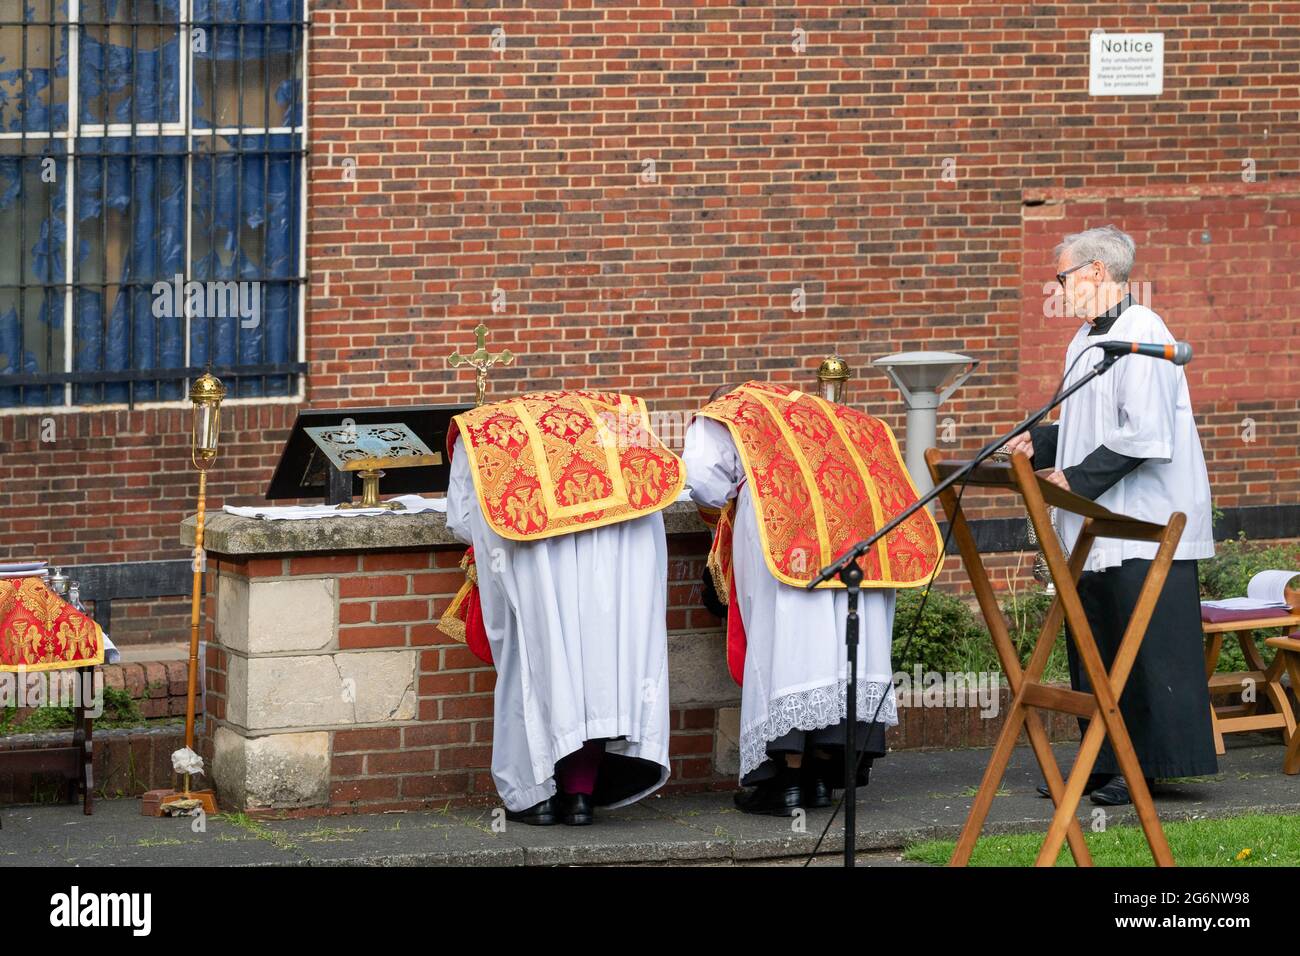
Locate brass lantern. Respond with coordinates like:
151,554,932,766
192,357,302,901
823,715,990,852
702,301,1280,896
189,371,227,469
817,354,851,403
158,369,226,818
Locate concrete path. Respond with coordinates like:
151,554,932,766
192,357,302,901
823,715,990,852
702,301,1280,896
2,737,1295,866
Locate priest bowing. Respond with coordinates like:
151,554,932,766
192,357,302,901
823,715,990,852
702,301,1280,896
442,389,683,826
1007,224,1218,807
683,381,944,814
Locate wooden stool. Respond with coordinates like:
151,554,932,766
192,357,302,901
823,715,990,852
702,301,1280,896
1263,635,1300,774
1201,611,1300,755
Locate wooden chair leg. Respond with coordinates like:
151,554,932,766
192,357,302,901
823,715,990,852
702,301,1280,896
77,665,94,816
1285,729,1300,776
1204,633,1223,681
1203,634,1229,753
81,709,94,816
1281,653,1300,775
1264,655,1297,739
950,701,1028,866
1023,709,1093,866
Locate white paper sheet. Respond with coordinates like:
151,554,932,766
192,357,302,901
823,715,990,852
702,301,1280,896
223,494,447,520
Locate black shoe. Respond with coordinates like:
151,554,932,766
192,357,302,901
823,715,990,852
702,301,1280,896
1036,773,1112,799
1090,776,1155,807
560,792,594,826
734,770,803,816
505,797,557,826
800,772,832,809
805,755,870,797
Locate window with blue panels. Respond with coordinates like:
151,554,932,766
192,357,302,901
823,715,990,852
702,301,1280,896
0,0,306,408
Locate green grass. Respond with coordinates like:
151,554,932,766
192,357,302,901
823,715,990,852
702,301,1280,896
905,813,1300,867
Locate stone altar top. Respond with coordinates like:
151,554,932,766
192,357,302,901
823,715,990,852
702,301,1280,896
181,499,712,555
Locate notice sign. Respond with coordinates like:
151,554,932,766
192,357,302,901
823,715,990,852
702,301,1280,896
1089,32,1164,95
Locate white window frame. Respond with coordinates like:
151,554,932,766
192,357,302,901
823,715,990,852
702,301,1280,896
0,0,309,415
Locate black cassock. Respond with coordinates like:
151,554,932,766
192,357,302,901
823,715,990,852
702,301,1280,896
1030,293,1217,780
1066,557,1217,778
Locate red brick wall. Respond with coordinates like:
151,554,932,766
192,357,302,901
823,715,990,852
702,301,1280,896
2,3,1297,642
1020,185,1300,510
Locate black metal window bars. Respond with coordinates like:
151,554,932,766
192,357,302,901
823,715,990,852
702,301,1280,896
0,0,309,408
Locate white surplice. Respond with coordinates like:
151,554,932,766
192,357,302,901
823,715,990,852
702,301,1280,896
1052,303,1215,572
682,417,898,782
446,436,671,812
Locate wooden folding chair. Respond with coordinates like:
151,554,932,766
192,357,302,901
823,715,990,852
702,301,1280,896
926,448,1183,867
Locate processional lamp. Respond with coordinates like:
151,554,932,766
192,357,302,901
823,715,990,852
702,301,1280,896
871,351,977,506
156,370,226,816
816,354,852,403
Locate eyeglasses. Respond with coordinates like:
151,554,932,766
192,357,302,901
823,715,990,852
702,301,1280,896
1055,260,1095,288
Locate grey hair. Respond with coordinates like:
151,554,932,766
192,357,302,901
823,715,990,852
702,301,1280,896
1054,225,1137,283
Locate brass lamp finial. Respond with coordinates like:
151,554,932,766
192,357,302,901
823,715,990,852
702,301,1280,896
189,370,227,471
817,354,852,403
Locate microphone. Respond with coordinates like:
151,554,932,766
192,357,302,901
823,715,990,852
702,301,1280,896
1097,339,1193,365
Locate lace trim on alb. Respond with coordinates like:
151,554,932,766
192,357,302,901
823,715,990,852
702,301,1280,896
739,679,897,780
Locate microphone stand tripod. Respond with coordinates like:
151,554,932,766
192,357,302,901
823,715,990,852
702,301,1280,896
810,349,1125,868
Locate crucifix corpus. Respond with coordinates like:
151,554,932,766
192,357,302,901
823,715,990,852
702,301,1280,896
448,321,514,406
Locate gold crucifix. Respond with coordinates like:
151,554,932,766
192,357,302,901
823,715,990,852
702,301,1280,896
448,322,514,406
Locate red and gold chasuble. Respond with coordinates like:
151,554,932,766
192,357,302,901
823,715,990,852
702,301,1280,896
0,576,104,672
447,389,684,542
698,381,944,597
697,382,944,684
438,390,684,664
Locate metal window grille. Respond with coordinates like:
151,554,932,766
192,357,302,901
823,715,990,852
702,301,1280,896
0,0,308,409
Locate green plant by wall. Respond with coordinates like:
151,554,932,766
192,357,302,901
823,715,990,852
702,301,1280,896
892,587,989,674
999,581,1070,683
0,685,146,737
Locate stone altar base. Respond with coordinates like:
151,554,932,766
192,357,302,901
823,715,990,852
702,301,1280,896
181,503,740,813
